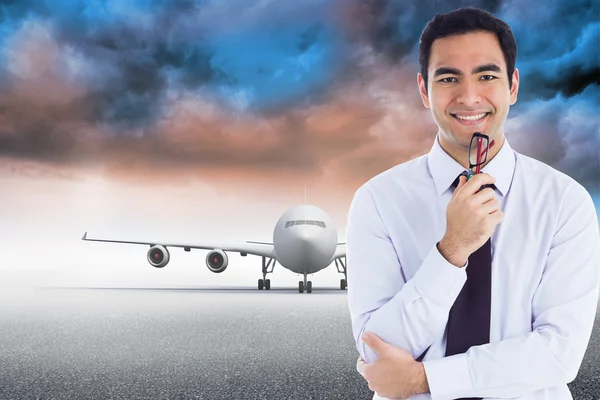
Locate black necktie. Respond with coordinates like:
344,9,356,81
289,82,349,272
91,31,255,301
444,172,493,400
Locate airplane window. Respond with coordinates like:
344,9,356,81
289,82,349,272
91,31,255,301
287,220,327,228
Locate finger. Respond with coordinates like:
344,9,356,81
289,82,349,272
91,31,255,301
362,332,386,355
360,361,373,381
357,362,365,375
356,356,366,373
480,198,500,214
473,187,496,204
491,209,505,223
480,202,500,216
452,175,467,197
461,173,496,196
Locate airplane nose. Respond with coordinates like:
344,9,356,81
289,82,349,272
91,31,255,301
272,218,337,273
293,226,319,252
289,225,336,272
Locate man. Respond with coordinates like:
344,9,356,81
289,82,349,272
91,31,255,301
346,7,600,400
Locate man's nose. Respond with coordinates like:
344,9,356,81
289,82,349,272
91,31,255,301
456,80,482,106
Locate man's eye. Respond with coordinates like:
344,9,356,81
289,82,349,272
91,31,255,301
481,75,497,81
439,77,457,83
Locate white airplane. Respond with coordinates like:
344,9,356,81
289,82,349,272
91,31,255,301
81,204,347,293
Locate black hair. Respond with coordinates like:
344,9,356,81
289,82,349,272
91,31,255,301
418,7,517,92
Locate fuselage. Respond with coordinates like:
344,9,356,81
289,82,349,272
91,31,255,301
272,205,338,274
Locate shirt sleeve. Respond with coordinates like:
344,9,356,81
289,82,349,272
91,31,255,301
346,183,468,363
423,182,600,400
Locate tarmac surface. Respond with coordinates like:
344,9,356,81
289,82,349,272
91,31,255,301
0,287,598,399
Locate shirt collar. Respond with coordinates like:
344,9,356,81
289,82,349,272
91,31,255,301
427,134,515,197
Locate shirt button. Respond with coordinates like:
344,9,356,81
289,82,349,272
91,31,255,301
447,291,453,296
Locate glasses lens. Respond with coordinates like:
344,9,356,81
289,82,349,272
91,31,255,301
469,135,489,167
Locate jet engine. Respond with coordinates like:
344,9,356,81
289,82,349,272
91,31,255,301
206,249,228,273
147,245,170,268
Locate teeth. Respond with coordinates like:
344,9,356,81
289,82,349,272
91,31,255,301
454,113,487,121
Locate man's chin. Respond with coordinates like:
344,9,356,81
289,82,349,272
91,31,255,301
442,131,473,148
450,128,497,145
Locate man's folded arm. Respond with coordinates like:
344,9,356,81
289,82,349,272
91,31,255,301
347,183,468,363
423,183,600,400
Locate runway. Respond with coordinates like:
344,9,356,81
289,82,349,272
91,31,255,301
0,287,598,399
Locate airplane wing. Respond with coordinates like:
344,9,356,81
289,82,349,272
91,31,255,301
81,232,277,259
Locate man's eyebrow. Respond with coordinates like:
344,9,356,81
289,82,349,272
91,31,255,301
433,64,503,78
472,63,502,74
433,67,461,77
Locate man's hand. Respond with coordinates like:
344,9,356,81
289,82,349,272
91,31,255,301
440,173,503,267
357,333,429,399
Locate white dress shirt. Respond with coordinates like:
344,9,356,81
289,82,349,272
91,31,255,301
346,134,600,400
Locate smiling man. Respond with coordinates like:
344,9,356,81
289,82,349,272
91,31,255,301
346,7,600,400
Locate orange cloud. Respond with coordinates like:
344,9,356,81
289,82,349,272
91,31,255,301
0,18,442,200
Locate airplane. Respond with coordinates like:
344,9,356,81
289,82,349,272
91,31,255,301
81,204,347,294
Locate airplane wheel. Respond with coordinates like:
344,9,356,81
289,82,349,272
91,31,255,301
265,279,271,290
299,281,304,293
307,281,312,293
258,279,264,290
340,279,347,290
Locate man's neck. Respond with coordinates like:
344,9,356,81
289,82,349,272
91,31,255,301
438,132,505,171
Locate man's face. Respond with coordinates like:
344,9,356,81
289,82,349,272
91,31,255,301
418,31,519,151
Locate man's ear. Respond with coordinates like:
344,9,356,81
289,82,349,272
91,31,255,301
417,73,430,109
509,68,519,105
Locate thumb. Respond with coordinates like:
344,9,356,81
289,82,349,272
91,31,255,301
362,332,386,355
454,175,467,194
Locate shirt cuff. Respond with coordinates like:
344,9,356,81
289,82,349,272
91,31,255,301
412,243,468,308
422,353,473,400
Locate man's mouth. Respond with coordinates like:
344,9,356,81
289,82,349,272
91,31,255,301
451,112,491,124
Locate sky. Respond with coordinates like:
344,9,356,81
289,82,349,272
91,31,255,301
0,0,598,288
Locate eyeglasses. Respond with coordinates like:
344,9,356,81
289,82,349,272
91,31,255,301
467,132,494,181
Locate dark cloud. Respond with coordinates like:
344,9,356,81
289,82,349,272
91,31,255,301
340,0,599,192
0,0,597,196
0,0,348,172
342,0,599,102
0,0,221,137
506,84,600,193
341,0,503,62
499,0,599,101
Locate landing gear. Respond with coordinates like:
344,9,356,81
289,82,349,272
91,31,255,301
258,278,271,290
335,257,347,290
258,257,276,290
298,273,312,293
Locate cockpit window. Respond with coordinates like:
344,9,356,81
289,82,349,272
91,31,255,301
285,220,327,228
